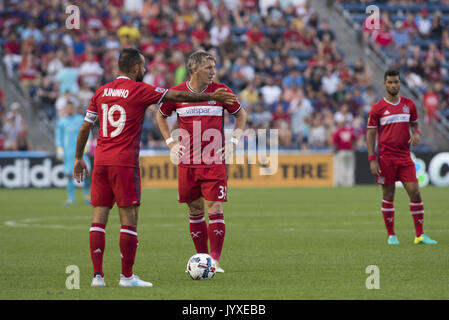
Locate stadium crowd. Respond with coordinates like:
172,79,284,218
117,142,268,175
338,0,449,139
0,0,382,151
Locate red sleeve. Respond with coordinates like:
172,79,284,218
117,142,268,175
409,99,418,123
138,82,168,106
367,104,379,129
159,100,177,117
221,84,241,114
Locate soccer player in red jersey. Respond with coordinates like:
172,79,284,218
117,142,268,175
72,48,237,287
366,70,437,245
157,50,247,272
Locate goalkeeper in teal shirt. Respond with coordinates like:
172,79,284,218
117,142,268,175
55,102,91,205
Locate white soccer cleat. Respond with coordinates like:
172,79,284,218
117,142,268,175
91,274,106,287
214,260,224,273
119,274,153,287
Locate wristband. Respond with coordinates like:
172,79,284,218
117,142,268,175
414,129,421,135
368,155,376,162
165,137,175,145
230,137,239,145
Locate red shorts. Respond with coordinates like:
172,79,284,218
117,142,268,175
91,165,141,208
178,166,227,203
376,156,418,186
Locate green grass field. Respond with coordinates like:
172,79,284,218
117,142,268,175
1,186,448,300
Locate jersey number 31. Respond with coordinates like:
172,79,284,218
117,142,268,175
101,103,126,138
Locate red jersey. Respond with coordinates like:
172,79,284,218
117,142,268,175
85,76,168,167
332,127,356,151
159,81,241,168
367,96,418,159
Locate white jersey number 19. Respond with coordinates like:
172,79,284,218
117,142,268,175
101,103,126,138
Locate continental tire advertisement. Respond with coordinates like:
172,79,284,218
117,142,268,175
140,153,334,188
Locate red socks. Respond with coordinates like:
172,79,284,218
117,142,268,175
381,199,425,237
89,223,106,277
381,199,395,236
410,201,424,237
189,212,226,262
120,225,138,278
208,212,226,262
89,224,138,278
189,212,209,254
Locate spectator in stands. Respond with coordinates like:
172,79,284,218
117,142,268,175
339,91,361,117
392,21,410,49
415,8,432,38
36,76,58,120
321,65,340,96
2,112,20,151
78,52,104,90
317,32,341,62
18,53,40,97
21,20,43,43
289,89,313,148
46,50,64,82
352,58,373,88
2,102,25,151
441,28,449,50
117,17,141,45
308,112,328,150
191,21,209,48
210,18,231,47
361,86,378,116
252,104,273,129
55,60,79,95
2,47,21,79
240,82,260,107
430,11,444,39
402,12,418,37
17,128,32,151
272,102,290,126
77,82,95,110
423,82,440,139
334,103,354,125
260,77,282,107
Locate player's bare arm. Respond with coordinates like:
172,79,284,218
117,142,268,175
408,121,421,147
218,107,248,162
73,121,93,183
163,88,237,105
366,127,381,176
156,111,185,162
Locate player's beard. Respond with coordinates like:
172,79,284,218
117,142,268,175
135,69,144,82
387,88,399,97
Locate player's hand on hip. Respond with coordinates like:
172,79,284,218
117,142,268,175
369,159,381,176
73,158,89,183
408,132,421,148
217,141,236,163
211,88,237,105
168,142,185,165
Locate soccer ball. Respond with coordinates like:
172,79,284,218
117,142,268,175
186,253,217,280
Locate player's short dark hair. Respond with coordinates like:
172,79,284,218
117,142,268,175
118,48,144,73
384,70,400,81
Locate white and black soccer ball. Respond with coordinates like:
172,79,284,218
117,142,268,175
186,253,217,280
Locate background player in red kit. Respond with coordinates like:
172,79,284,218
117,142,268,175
366,70,437,245
157,50,247,272
73,48,237,287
